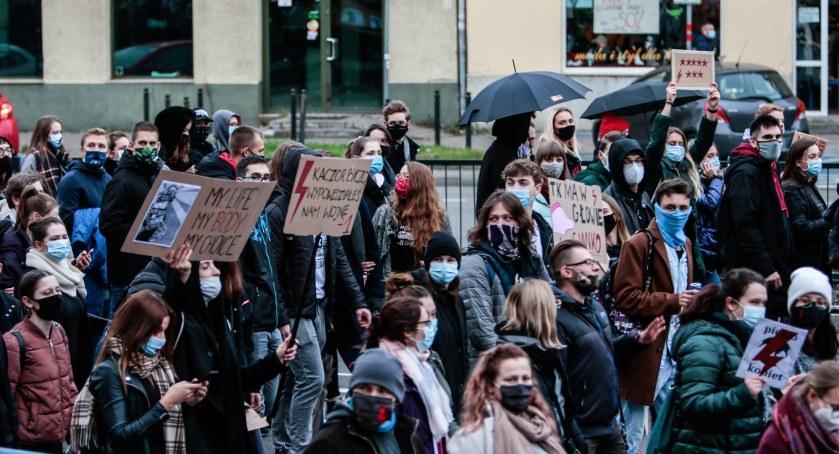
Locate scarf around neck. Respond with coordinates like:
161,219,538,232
489,401,564,454
25,248,87,298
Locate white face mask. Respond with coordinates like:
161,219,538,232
200,276,222,302
623,163,644,185
814,399,839,433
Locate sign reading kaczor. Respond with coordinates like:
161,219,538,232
548,178,608,267
122,171,275,261
736,319,808,389
792,131,830,155
671,49,715,90
283,155,370,236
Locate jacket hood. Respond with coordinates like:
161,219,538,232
281,148,322,191
607,138,645,191
154,106,195,151
551,284,583,308
496,326,539,348
491,112,533,147
196,151,236,181
724,146,765,186
212,109,240,152
730,141,760,159
325,398,354,422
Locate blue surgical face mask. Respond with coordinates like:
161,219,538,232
508,188,533,208
45,239,72,262
141,335,166,356
736,301,765,328
228,125,238,137
200,276,222,302
805,158,823,177
654,203,692,248
49,133,62,149
412,319,437,353
665,145,686,162
428,262,458,286
365,155,384,174
707,30,717,39
706,157,721,172
85,151,107,167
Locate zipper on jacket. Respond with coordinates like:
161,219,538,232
47,334,66,431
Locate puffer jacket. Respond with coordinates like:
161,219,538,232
371,202,451,277
3,318,78,444
603,138,653,235
782,179,831,275
573,160,611,191
57,160,111,235
670,315,764,453
458,242,550,364
697,175,723,272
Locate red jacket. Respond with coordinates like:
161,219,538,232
3,318,78,444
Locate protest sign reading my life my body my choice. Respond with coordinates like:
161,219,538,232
122,170,275,261
736,319,808,389
671,49,715,90
283,155,370,236
548,178,608,267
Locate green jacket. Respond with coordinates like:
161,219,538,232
670,317,764,454
573,160,610,191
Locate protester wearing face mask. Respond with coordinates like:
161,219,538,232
575,131,624,191
0,188,57,293
503,159,553,259
782,139,831,276
4,270,79,454
306,348,424,453
759,360,839,453
367,297,454,454
785,268,839,374
26,217,95,388
154,106,195,173
665,270,769,453
21,115,69,195
449,343,564,454
211,109,241,154
496,279,582,453
345,136,391,210
0,136,14,193
613,179,698,454
365,123,398,189
459,191,551,364
697,144,724,283
476,112,534,215
533,141,570,223
161,244,298,454
719,114,794,319
73,290,208,454
382,101,420,176
603,138,653,235
540,107,583,176
189,108,216,166
105,131,130,176
373,161,450,275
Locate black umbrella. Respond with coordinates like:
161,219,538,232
581,81,706,120
458,71,592,126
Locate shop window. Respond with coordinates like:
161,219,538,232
564,0,721,71
113,0,193,78
0,0,43,77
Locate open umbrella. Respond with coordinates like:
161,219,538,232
458,71,592,126
581,81,706,120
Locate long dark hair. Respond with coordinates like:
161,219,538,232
366,297,423,348
468,190,534,250
680,268,766,324
781,139,818,185
801,309,839,360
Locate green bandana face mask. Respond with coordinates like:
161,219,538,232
134,147,159,165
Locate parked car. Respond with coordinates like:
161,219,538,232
0,44,38,77
113,40,193,77
592,63,808,158
0,91,20,152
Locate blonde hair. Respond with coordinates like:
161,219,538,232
755,103,784,118
501,279,564,349
539,107,583,156
665,128,702,199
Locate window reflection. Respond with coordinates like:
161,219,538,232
113,0,193,78
0,0,43,77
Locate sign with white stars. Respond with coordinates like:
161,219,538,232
671,49,715,90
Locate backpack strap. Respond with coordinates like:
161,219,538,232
475,253,513,295
641,230,655,293
9,329,24,371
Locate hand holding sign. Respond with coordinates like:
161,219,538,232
671,49,715,90
736,319,808,389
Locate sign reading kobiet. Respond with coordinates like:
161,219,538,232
122,171,275,261
548,179,608,267
283,155,370,236
736,319,808,389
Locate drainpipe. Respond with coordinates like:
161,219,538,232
383,0,390,105
457,0,467,114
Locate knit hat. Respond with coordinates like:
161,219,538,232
600,113,630,139
349,349,406,402
787,267,833,312
424,231,462,269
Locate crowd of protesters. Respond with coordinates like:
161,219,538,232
0,89,833,454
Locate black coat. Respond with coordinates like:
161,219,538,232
533,211,554,260
56,160,111,235
362,175,389,212
99,153,162,287
195,150,235,181
305,401,423,454
603,139,654,235
385,136,420,177
0,293,22,335
0,341,17,447
88,356,170,454
783,179,831,276
0,227,30,290
164,270,286,454
189,140,215,167
475,113,531,214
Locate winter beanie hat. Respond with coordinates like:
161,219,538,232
424,231,462,269
787,267,833,312
349,349,406,402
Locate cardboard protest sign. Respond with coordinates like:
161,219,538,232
671,49,715,90
792,131,829,155
283,155,370,236
121,171,275,261
594,0,659,35
548,178,608,267
736,319,808,389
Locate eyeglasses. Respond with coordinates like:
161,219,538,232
0,147,12,155
565,259,597,267
242,175,274,182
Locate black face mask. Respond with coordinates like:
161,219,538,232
351,393,397,433
380,145,391,157
569,268,600,295
789,305,828,330
604,214,617,236
192,126,211,144
0,156,12,174
103,158,119,176
387,124,409,141
497,383,532,414
555,124,576,141
178,133,190,148
32,294,63,321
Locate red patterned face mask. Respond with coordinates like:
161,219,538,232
394,176,410,199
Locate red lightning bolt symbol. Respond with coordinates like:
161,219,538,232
753,329,797,374
676,70,683,83
290,159,316,222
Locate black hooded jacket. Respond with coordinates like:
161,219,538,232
154,106,195,172
99,153,163,286
475,112,532,213
196,150,236,181
603,138,653,234
264,150,367,320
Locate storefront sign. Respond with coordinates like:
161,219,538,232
594,0,659,35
